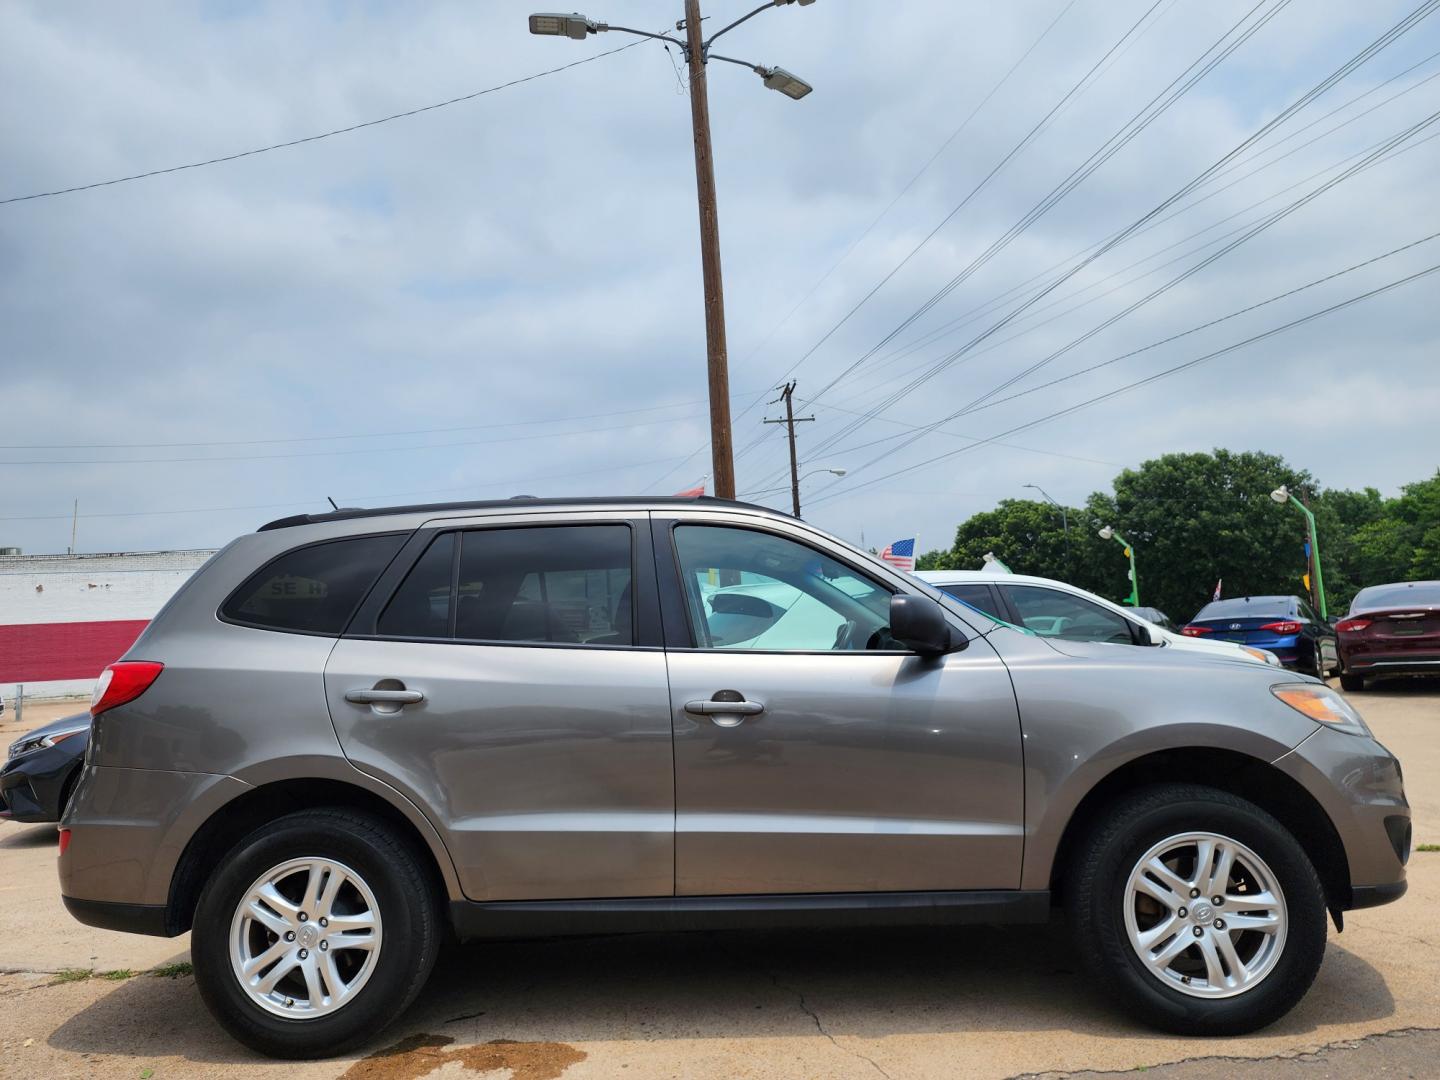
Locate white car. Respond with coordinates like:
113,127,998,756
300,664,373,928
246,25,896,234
915,570,1281,667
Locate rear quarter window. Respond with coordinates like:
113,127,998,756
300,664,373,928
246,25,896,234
221,533,407,635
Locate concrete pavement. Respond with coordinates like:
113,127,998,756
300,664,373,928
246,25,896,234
2,681,1436,1079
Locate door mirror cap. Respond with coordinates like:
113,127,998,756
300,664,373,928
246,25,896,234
1133,621,1155,646
890,594,965,656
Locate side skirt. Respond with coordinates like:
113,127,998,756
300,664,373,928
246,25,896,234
451,889,1051,942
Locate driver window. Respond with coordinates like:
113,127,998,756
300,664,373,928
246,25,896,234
673,525,893,651
1001,584,1135,644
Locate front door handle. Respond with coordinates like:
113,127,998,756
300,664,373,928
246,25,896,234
345,688,425,706
684,695,764,728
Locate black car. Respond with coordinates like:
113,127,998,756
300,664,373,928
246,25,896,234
1,712,90,823
1181,595,1339,676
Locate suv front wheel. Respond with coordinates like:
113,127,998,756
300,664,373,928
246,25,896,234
191,808,440,1058
1069,783,1327,1035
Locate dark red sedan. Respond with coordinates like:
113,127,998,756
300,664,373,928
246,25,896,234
1336,579,1440,690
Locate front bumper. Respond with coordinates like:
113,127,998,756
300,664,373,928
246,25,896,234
1,742,84,823
1274,723,1409,909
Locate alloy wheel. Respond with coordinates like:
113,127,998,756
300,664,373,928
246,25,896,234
1123,831,1288,998
228,857,383,1018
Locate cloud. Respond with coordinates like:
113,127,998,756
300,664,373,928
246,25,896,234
0,0,1436,558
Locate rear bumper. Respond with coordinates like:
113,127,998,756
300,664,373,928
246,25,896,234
61,896,173,937
1341,651,1440,676
1351,880,1408,909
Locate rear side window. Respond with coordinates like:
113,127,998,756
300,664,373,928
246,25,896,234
454,526,633,646
222,534,406,635
938,583,1004,620
378,533,456,638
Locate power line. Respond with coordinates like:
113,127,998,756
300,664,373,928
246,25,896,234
0,39,646,206
828,227,1440,461
0,452,694,523
807,259,1440,508
794,0,1439,479
0,392,768,450
0,409,704,466
819,54,1440,411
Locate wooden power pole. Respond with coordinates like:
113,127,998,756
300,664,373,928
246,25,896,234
683,0,736,500
764,381,814,517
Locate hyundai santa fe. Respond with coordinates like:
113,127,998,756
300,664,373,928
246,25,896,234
58,496,1410,1059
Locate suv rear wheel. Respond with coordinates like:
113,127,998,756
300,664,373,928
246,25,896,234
1069,783,1327,1035
191,809,440,1058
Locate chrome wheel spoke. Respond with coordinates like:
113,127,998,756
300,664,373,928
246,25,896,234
1195,933,1226,987
320,952,345,1001
257,882,300,922
1144,858,1190,900
301,955,325,1006
326,912,376,934
1136,914,1180,950
1190,838,1216,891
316,866,346,920
245,899,291,938
1146,930,1192,972
1221,911,1281,934
241,938,290,978
254,953,299,995
1208,843,1236,897
1212,930,1249,989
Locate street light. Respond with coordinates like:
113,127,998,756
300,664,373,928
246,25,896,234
1098,525,1140,607
1023,483,1070,581
1271,485,1328,619
529,1,819,501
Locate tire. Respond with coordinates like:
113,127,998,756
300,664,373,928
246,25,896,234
1068,783,1327,1036
1339,672,1365,692
191,809,441,1059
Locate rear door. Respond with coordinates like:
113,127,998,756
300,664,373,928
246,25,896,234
325,512,674,901
656,512,1025,896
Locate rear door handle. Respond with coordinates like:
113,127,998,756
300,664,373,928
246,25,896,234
684,700,764,715
684,698,764,727
345,688,425,705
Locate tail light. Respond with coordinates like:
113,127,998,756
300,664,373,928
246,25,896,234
91,661,165,718
1259,621,1302,635
1335,618,1371,632
1180,625,1211,636
58,828,72,856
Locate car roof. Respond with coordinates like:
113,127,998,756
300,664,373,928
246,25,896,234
916,569,1066,588
258,495,780,532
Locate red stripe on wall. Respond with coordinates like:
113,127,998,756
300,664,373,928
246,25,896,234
0,620,150,683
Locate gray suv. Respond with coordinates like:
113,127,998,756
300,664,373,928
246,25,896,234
59,497,1410,1058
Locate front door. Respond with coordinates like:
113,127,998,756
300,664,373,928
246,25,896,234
656,516,1025,896
325,514,674,901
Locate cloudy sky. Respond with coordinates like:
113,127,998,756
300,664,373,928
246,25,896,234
3,0,1437,557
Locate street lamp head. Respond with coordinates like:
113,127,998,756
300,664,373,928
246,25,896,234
1098,525,1114,540
529,12,595,39
1270,485,1291,505
759,66,813,99
826,467,847,478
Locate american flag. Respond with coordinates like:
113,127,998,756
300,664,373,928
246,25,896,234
1212,578,1223,601
880,538,916,572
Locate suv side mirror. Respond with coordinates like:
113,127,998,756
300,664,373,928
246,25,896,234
1133,621,1155,646
890,594,962,656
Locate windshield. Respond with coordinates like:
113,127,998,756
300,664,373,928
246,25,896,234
1351,581,1440,612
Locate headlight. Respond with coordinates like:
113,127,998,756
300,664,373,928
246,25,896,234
1242,646,1282,666
6,725,89,760
1271,684,1371,736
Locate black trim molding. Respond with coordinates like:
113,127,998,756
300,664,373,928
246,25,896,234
450,889,1051,941
63,896,174,937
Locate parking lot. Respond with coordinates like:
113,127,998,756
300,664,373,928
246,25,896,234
2,682,1436,1080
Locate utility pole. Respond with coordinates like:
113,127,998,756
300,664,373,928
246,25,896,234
528,4,817,503
764,381,815,517
69,498,78,555
684,0,735,499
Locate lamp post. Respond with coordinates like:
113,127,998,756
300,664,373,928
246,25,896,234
1023,483,1070,581
1098,525,1139,607
529,2,817,500
796,466,845,517
1271,485,1327,620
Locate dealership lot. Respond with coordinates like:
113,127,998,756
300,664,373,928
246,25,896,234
2,683,1436,1079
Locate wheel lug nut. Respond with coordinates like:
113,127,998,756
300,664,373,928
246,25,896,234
1178,907,1188,919
1213,896,1224,905
1193,926,1204,938
298,912,308,922
1189,888,1200,899
298,948,309,960
320,941,329,952
319,917,328,928
1214,919,1226,931
284,931,295,942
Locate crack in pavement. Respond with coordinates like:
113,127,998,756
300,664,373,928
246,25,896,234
764,969,894,1080
1003,1025,1440,1079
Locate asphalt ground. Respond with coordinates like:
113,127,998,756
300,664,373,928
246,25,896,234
2,680,1436,1079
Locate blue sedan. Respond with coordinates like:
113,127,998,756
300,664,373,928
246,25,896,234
1182,595,1338,677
